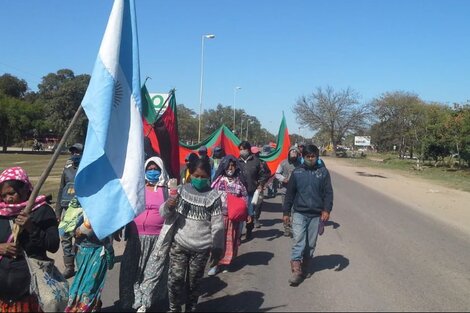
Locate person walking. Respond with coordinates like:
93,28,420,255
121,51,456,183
0,167,60,312
209,155,248,276
119,156,170,312
180,153,199,185
65,199,114,312
211,146,225,181
283,145,333,286
250,146,272,229
55,143,83,279
275,146,302,237
237,141,270,240
160,158,224,312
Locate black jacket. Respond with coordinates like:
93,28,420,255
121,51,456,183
283,162,333,217
55,160,78,218
237,154,270,195
0,204,59,302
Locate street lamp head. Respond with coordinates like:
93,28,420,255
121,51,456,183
205,34,216,39
235,86,241,90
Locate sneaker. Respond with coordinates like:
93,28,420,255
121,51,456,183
207,266,218,276
137,305,147,313
254,218,261,229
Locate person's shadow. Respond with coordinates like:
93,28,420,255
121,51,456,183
304,254,350,278
252,228,284,241
197,290,287,312
324,220,340,229
229,251,274,272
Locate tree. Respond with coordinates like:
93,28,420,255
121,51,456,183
36,69,90,144
293,86,370,151
371,91,427,158
0,73,28,99
0,94,39,151
177,104,198,144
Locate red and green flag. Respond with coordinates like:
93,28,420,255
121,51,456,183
142,85,180,181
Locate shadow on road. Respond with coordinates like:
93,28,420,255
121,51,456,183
259,218,283,227
308,254,350,276
356,171,387,178
197,291,266,312
261,201,283,213
230,251,274,272
325,220,340,229
201,276,228,298
252,228,283,241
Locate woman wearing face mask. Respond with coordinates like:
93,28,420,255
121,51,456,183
0,167,60,312
208,155,248,276
160,158,224,312
119,157,170,312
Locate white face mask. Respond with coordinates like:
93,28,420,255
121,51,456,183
225,169,234,177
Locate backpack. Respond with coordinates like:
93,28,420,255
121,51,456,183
60,182,76,208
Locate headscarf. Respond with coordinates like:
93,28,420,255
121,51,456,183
213,155,239,182
145,156,169,187
0,167,47,216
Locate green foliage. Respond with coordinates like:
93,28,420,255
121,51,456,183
37,69,90,144
0,93,40,151
0,73,28,98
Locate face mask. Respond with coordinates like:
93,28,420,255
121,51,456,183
288,156,298,163
145,169,161,183
225,169,234,177
191,177,210,190
303,158,314,168
239,149,250,158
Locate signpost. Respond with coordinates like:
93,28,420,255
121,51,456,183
354,136,371,146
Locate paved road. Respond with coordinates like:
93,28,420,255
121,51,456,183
88,169,470,311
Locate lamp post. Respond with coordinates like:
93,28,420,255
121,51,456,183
198,34,216,142
240,113,245,138
246,119,252,141
233,86,241,132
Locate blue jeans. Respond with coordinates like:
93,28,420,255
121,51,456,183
291,212,320,261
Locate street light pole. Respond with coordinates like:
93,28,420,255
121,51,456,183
233,86,241,132
240,114,245,138
246,119,251,140
198,34,215,142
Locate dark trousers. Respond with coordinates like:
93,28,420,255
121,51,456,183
168,241,210,312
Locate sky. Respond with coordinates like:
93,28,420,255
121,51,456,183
1,0,470,138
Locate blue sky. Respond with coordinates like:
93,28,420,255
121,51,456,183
1,0,470,137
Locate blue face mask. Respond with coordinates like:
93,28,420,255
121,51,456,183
145,169,161,183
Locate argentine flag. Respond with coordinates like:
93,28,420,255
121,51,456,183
75,0,145,240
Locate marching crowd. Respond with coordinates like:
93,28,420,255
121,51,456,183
0,140,333,312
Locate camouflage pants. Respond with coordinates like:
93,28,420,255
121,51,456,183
168,241,210,312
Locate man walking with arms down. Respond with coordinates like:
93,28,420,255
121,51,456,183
283,144,333,286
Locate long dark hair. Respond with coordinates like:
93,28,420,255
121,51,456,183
189,158,212,177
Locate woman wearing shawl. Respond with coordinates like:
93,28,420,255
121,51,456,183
0,167,60,312
64,198,114,312
208,155,248,276
119,157,170,312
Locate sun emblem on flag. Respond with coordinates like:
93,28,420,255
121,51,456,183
113,80,123,108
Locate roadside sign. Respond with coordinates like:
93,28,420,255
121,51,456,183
354,136,371,146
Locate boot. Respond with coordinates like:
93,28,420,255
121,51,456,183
288,260,303,286
302,257,312,278
62,255,75,279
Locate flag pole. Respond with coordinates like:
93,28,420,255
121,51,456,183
13,105,84,242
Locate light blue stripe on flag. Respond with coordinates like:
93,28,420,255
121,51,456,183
75,0,145,240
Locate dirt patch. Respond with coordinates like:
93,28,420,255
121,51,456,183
325,157,470,235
